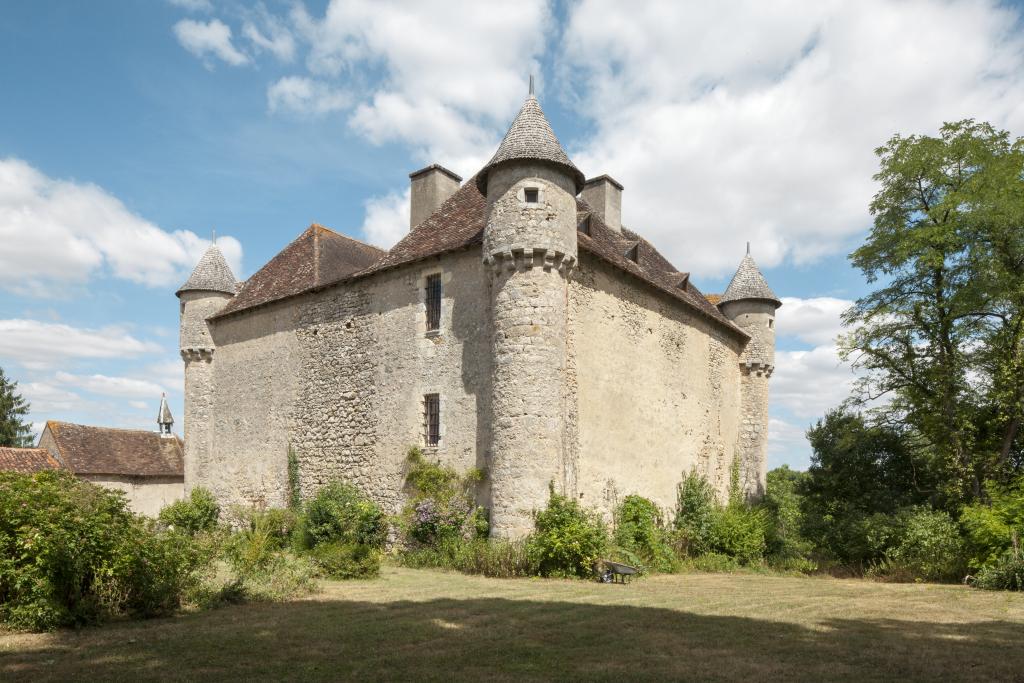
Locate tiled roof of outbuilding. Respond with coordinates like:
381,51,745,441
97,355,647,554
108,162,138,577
214,224,384,318
0,447,62,474
43,421,184,478
476,94,585,193
720,253,781,306
177,243,238,296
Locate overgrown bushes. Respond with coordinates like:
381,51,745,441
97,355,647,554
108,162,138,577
0,471,204,631
158,487,220,535
527,487,609,578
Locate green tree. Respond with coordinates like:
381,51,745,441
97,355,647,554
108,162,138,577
800,410,932,564
0,367,33,447
842,120,1024,504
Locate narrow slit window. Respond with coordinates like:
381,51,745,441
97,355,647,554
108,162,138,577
524,187,539,203
424,393,440,447
768,318,774,329
425,273,442,332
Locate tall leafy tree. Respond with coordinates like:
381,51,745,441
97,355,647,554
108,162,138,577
0,367,33,447
842,120,1024,504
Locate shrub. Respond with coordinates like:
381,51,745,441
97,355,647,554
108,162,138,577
309,541,381,579
234,552,319,601
961,475,1024,569
684,552,742,573
400,538,537,578
708,504,769,565
527,486,608,578
226,508,299,573
401,447,486,547
880,508,965,582
614,495,678,573
305,481,386,549
158,487,220,535
972,547,1024,591
673,469,717,556
0,471,204,631
763,466,813,562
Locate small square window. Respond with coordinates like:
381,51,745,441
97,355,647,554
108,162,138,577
424,393,440,447
524,187,539,203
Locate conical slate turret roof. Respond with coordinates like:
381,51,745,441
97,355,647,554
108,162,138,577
176,243,238,296
476,93,585,193
720,248,781,306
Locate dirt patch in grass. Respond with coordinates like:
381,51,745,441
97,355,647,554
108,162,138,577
2,568,1022,681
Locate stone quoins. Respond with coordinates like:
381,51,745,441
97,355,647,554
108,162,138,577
180,347,214,362
483,247,577,276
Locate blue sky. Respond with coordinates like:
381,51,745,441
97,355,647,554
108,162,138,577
2,0,1023,469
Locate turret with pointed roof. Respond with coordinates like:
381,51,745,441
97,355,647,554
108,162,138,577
482,84,583,538
720,243,781,306
476,86,585,194
717,244,780,502
177,243,238,296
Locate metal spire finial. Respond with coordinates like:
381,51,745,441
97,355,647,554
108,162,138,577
746,241,751,255
212,227,217,244
529,74,535,96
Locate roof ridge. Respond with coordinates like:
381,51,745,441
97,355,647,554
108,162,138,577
310,223,387,253
46,420,163,435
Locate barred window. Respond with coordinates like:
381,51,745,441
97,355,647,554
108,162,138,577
424,393,440,447
425,273,442,332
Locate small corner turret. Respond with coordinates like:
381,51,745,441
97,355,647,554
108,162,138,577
177,239,237,493
718,243,781,372
717,243,780,501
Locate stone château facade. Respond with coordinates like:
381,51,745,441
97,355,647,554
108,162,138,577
177,89,781,537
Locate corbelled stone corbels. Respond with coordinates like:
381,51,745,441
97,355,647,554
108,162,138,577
483,248,576,275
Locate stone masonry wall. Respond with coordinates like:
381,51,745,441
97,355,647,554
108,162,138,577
569,254,745,519
291,250,491,514
207,299,301,509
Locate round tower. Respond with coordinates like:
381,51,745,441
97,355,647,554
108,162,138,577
478,86,586,538
718,244,781,501
176,243,237,493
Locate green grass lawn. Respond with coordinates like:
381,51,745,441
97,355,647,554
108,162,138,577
2,567,1023,682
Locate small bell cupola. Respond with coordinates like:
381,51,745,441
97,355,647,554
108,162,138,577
157,393,174,437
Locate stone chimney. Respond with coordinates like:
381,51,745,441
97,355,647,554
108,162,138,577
581,175,623,233
409,164,462,230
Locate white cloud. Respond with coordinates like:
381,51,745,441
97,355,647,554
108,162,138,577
20,382,80,414
0,319,163,366
168,0,212,12
773,345,858,420
243,16,296,62
0,158,242,294
361,187,410,249
173,18,250,67
291,0,550,172
54,372,166,399
267,76,350,116
560,0,1024,277
777,296,852,347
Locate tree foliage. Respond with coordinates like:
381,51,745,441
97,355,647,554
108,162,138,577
0,366,33,447
842,120,1024,504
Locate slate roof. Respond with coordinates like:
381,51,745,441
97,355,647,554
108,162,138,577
476,94,585,193
177,243,238,296
720,253,781,306
214,224,384,318
0,447,63,474
43,421,184,478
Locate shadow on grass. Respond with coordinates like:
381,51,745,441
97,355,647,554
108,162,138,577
1,596,1022,682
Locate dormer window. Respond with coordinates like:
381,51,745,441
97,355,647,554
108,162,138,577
524,187,539,203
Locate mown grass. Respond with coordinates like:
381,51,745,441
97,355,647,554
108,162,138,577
2,567,1023,682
